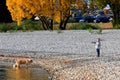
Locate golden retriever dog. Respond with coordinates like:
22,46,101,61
13,59,33,69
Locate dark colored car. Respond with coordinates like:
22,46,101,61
94,16,110,23
73,16,83,22
79,16,96,22
98,11,104,15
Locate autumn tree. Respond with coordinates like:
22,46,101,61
7,0,56,29
6,0,35,26
95,0,120,28
53,0,86,30
7,0,86,30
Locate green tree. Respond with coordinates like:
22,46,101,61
95,0,120,28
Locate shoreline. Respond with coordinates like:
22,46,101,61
1,52,120,80
0,55,53,80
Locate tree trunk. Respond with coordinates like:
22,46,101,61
112,10,120,28
39,16,51,30
59,20,64,30
110,4,120,28
63,16,71,29
49,19,53,30
59,16,70,30
39,17,47,30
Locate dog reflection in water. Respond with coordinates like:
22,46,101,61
15,67,32,80
13,59,33,69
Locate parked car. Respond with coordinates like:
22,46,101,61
95,10,105,16
79,16,96,22
106,13,114,18
94,16,110,23
73,16,83,22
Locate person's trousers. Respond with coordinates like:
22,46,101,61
96,49,100,57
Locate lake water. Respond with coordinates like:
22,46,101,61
0,64,50,80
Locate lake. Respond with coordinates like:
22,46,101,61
0,63,50,80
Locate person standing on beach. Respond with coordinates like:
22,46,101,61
95,38,101,57
92,38,101,57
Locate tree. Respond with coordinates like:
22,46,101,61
7,0,86,30
6,0,33,26
53,0,86,30
95,0,120,28
7,0,56,29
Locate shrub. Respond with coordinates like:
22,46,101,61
69,22,102,34
20,19,43,31
68,17,76,23
69,22,101,30
0,19,43,32
0,23,8,32
113,25,120,29
88,27,92,33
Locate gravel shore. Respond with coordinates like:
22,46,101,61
0,30,120,80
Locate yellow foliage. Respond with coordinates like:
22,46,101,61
7,0,85,25
7,0,33,25
53,12,60,23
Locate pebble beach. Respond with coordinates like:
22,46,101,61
0,30,120,80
